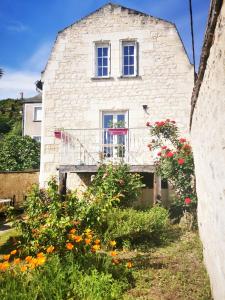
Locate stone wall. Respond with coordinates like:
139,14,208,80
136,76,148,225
40,3,194,187
191,1,225,299
0,171,39,206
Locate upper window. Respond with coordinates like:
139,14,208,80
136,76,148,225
34,107,42,122
122,42,137,77
96,43,110,77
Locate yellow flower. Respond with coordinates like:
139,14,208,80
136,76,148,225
3,254,10,261
14,258,21,264
92,244,100,251
0,261,10,271
109,240,117,247
37,252,45,258
69,228,76,234
110,251,118,257
20,266,27,272
73,235,83,243
94,239,101,245
25,256,33,263
86,234,93,240
85,228,92,235
10,249,17,255
37,257,46,266
66,243,74,250
46,245,55,253
126,261,133,269
85,238,91,245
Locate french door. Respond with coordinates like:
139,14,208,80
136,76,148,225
102,111,128,160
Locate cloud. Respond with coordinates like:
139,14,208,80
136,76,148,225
0,41,52,100
6,21,29,33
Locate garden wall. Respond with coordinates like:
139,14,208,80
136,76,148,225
191,1,225,299
0,171,39,206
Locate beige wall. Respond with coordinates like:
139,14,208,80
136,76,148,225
191,3,225,300
24,103,42,139
0,171,39,206
40,4,194,187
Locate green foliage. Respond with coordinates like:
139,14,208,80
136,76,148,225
147,119,197,215
0,253,129,300
103,206,169,247
0,99,22,138
0,135,40,171
88,164,145,208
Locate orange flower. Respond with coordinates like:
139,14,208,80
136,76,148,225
110,251,118,257
25,256,33,263
73,235,83,243
86,234,93,240
126,261,133,268
37,252,45,258
66,243,74,250
94,239,101,245
112,258,120,265
46,245,55,253
10,249,17,255
109,240,116,247
0,261,10,271
70,228,76,234
85,239,91,245
20,266,27,272
92,244,100,251
3,254,10,261
14,258,21,264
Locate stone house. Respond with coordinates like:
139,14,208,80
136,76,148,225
22,94,42,142
191,0,225,299
40,3,194,205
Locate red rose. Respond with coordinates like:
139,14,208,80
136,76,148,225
158,121,165,126
146,122,151,127
184,198,191,205
179,138,187,143
157,152,162,156
162,146,167,150
166,152,174,158
178,158,185,165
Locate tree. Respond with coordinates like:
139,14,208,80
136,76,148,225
0,68,3,78
0,135,40,171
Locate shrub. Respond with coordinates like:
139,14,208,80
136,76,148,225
88,164,145,208
103,206,169,247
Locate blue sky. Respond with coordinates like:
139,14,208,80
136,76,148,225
0,0,210,99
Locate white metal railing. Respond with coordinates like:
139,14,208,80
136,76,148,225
59,128,154,166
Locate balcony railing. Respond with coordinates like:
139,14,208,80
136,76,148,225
59,128,154,166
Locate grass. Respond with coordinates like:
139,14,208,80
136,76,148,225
0,226,211,300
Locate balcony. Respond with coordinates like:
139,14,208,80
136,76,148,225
58,127,155,173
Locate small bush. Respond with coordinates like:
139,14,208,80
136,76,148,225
103,206,169,247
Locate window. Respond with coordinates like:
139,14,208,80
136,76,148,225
34,107,42,122
96,43,110,77
33,136,41,143
122,42,137,76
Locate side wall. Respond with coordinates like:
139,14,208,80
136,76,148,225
23,103,42,138
191,3,225,299
0,171,39,206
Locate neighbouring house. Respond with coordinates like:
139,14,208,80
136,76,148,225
22,93,42,142
191,0,225,299
40,3,194,205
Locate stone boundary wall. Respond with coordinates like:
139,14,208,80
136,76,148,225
0,171,39,206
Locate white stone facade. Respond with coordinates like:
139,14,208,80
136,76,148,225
191,2,225,299
40,3,193,188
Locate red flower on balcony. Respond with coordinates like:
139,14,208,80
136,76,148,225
179,138,187,143
161,146,167,150
178,158,185,165
184,197,191,205
157,152,162,156
146,122,151,127
166,151,174,158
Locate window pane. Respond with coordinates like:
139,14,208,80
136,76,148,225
98,68,102,77
129,46,134,55
34,107,42,121
98,58,102,67
117,114,125,124
104,115,113,128
103,47,108,56
124,56,128,65
129,56,134,65
103,58,108,66
103,67,108,76
124,66,129,75
123,46,129,55
97,48,102,57
129,66,134,75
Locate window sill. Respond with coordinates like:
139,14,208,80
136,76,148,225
33,120,42,122
91,77,114,81
118,75,142,80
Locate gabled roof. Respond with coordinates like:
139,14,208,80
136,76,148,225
58,2,174,34
22,94,42,104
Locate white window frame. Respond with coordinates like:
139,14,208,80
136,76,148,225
33,106,42,122
121,41,138,77
95,43,111,78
